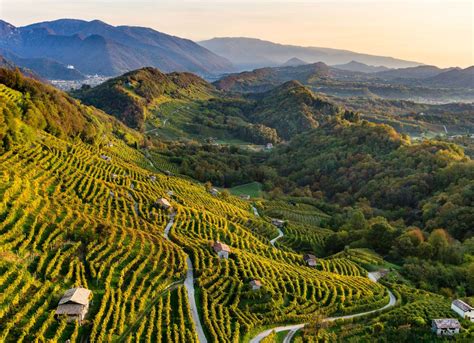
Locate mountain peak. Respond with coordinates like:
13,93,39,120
281,57,308,67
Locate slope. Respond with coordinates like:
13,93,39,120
0,67,391,342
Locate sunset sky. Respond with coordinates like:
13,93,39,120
2,0,472,67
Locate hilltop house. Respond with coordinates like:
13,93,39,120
303,254,318,267
271,218,285,228
451,299,474,322
213,241,231,259
55,287,91,324
156,198,172,210
431,319,461,336
250,279,262,291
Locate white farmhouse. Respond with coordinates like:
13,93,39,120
451,299,474,322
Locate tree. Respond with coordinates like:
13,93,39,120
367,218,398,254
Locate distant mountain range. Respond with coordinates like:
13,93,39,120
215,61,474,102
199,37,423,70
0,19,233,78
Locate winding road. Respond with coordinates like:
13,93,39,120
251,205,284,247
269,228,284,247
249,271,396,343
164,213,208,343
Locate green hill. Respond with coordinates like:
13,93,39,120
247,80,341,139
73,67,216,130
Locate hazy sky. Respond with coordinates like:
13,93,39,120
1,0,473,67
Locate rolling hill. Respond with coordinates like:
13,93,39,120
199,37,423,70
0,19,233,78
73,67,216,130
246,80,341,139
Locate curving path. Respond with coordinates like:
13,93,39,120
251,205,260,217
251,205,285,247
250,271,396,343
269,228,284,247
164,213,208,343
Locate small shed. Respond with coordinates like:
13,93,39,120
212,241,231,259
100,155,111,162
451,299,474,322
303,254,318,267
55,287,91,324
431,319,461,336
210,188,220,196
156,198,172,210
240,194,251,200
250,279,262,291
265,143,273,150
271,218,285,228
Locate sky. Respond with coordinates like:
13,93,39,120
1,0,473,67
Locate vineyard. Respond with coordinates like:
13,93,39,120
1,76,394,342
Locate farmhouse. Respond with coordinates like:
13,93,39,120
213,241,231,259
250,279,262,291
431,319,461,336
55,287,91,324
156,197,172,210
303,254,318,267
451,299,474,321
271,218,285,228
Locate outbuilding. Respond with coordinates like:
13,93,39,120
55,287,91,324
451,299,474,322
431,319,461,336
271,218,285,228
250,279,262,291
303,254,318,267
212,241,231,259
156,198,172,210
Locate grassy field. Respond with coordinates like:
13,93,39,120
229,182,263,198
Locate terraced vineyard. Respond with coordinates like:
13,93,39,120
0,73,395,342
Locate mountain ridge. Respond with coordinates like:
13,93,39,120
199,37,423,70
0,19,234,78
